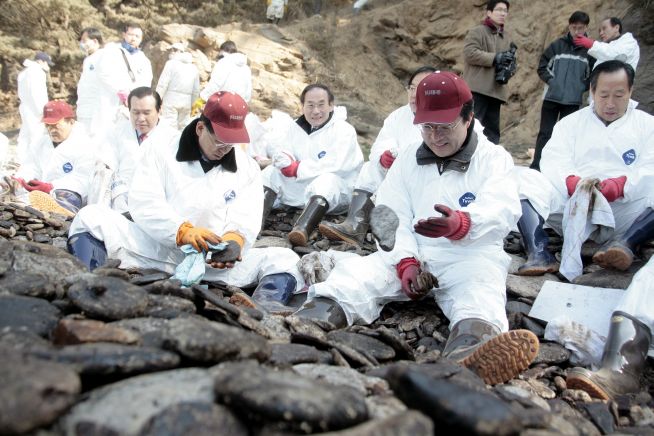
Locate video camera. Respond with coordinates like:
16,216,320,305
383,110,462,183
495,43,518,85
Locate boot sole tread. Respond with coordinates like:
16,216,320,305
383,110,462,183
461,330,539,385
566,372,611,400
592,247,632,271
515,264,558,276
288,230,308,247
318,223,362,246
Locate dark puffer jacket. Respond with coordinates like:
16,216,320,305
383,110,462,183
537,33,594,106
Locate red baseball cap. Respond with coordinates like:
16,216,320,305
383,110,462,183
203,91,249,144
413,71,473,125
42,101,75,124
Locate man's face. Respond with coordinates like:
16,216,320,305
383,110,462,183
302,88,334,128
129,95,160,136
599,19,620,42
486,2,509,26
45,118,75,143
592,69,632,124
80,32,100,55
420,115,472,158
408,72,433,114
123,27,143,49
196,121,234,161
568,22,588,38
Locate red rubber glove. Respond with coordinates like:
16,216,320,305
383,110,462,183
566,175,581,196
573,36,594,49
22,179,54,193
117,90,129,106
281,160,299,178
397,257,422,300
379,150,396,169
413,204,471,240
599,176,627,202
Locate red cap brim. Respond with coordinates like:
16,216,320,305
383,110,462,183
211,122,250,144
413,106,461,125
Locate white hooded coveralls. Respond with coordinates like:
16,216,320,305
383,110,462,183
15,123,95,200
615,257,654,346
261,106,364,213
17,59,48,161
70,124,304,288
588,33,640,71
156,52,200,130
310,130,521,328
520,101,654,238
94,42,153,137
76,49,104,131
355,104,422,193
200,52,252,103
267,0,288,20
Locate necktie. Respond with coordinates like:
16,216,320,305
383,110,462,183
138,133,147,144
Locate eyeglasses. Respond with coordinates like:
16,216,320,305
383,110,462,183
420,118,463,134
206,129,234,148
493,7,509,14
405,84,418,92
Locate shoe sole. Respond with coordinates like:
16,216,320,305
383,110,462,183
461,330,539,385
318,223,361,246
593,248,632,271
28,191,74,218
566,373,611,400
288,230,307,247
515,264,559,276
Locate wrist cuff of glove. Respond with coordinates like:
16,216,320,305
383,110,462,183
447,211,471,240
396,257,420,279
176,221,194,246
221,231,245,249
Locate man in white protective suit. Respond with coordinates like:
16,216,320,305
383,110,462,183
318,66,436,246
266,0,288,24
16,51,52,162
91,87,178,213
566,255,653,400
197,41,252,105
294,71,540,386
76,28,104,132
67,92,304,308
13,101,95,215
513,60,654,276
260,83,364,246
94,23,153,138
572,16,640,72
156,43,200,130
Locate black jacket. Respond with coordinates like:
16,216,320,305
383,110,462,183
537,33,594,106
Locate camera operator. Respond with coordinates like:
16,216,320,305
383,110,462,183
463,0,515,144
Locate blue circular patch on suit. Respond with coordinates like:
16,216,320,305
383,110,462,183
318,151,326,159
224,189,236,202
458,192,476,207
62,162,73,173
89,64,95,70
622,149,636,165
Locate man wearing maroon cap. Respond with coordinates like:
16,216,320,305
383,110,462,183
68,92,304,307
14,100,95,214
296,71,539,385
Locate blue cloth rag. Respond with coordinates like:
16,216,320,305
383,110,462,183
173,242,228,287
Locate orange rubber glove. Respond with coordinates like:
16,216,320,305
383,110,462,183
176,221,221,252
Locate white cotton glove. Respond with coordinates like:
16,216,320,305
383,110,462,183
272,150,295,169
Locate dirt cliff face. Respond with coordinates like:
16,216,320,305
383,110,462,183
0,0,650,156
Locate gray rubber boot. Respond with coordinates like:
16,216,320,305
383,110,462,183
567,311,651,400
294,296,347,329
516,199,558,276
261,186,277,232
442,318,540,385
318,189,373,245
593,208,654,271
288,195,328,246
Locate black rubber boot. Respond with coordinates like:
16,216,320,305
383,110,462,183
318,189,373,245
294,296,347,329
593,208,654,271
442,318,540,385
251,273,297,312
567,311,651,400
516,199,558,276
288,195,328,246
67,232,108,271
261,186,277,232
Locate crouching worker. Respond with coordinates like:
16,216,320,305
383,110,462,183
13,100,95,216
260,84,364,246
67,92,304,308
295,71,539,385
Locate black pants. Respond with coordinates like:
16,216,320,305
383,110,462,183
472,92,502,145
531,100,579,170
